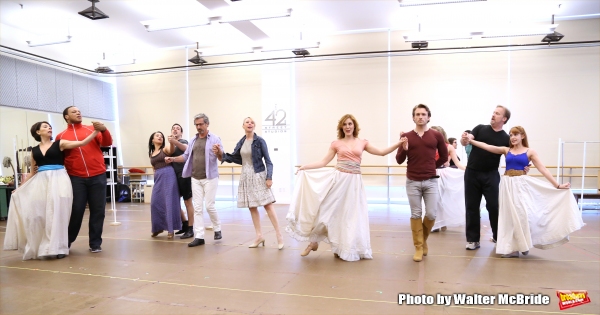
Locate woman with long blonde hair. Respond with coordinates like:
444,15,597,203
222,117,283,250
469,126,584,258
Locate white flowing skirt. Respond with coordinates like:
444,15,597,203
285,168,372,261
432,168,466,230
496,175,585,255
3,169,72,260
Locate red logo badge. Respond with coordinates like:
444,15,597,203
556,290,590,310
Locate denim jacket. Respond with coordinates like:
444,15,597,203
222,134,273,180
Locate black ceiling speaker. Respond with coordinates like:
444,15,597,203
189,42,207,65
79,0,109,20
292,49,310,56
542,31,564,43
94,66,113,73
411,41,428,49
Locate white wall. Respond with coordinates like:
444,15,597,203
110,18,600,197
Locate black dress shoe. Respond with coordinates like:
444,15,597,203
214,231,222,240
180,226,194,239
175,221,188,235
188,238,205,247
56,254,66,259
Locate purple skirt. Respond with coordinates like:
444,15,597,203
151,166,182,233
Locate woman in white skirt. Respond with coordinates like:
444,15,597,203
222,117,283,249
286,114,402,261
4,121,99,260
469,126,584,258
430,126,466,233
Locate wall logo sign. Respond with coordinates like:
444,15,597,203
263,105,290,133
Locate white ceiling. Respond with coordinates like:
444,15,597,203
1,0,599,71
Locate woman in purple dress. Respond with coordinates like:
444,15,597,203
148,131,181,239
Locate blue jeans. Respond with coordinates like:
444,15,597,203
406,178,439,220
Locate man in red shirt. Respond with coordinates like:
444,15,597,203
396,104,448,262
56,106,113,253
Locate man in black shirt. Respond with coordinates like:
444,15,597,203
460,106,511,250
167,123,194,239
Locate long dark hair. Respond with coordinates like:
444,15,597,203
148,131,165,157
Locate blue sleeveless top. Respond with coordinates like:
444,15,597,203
505,151,529,171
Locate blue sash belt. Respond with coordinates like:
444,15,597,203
38,165,64,172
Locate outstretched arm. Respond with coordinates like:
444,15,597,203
297,147,336,173
469,139,508,155
529,149,570,189
364,140,402,156
448,145,466,170
59,130,100,151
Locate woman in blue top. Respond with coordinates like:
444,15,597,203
4,121,100,260
469,126,584,258
222,117,283,250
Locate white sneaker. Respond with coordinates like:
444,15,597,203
501,251,519,258
466,242,480,250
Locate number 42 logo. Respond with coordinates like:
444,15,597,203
265,109,287,126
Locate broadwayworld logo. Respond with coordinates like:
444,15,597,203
557,290,590,310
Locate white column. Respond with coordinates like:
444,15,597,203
261,63,294,204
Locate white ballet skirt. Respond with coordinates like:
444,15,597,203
3,169,72,260
285,166,373,261
432,167,466,230
496,175,585,255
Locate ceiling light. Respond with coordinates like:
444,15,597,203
140,18,210,32
26,36,72,47
411,41,428,49
481,24,557,38
398,0,486,7
195,47,255,57
217,8,292,23
542,31,564,43
94,66,113,73
78,0,109,20
260,41,320,52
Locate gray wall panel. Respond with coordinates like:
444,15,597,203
0,55,18,107
88,79,104,119
55,71,73,111
0,56,115,121
37,66,57,112
15,59,38,110
72,74,89,115
102,82,115,121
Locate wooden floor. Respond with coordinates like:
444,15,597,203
1,202,598,314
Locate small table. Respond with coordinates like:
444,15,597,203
0,185,15,220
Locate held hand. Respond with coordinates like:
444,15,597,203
266,179,273,188
167,135,176,144
400,137,409,151
211,144,221,155
164,157,172,164
461,132,472,143
92,121,107,132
